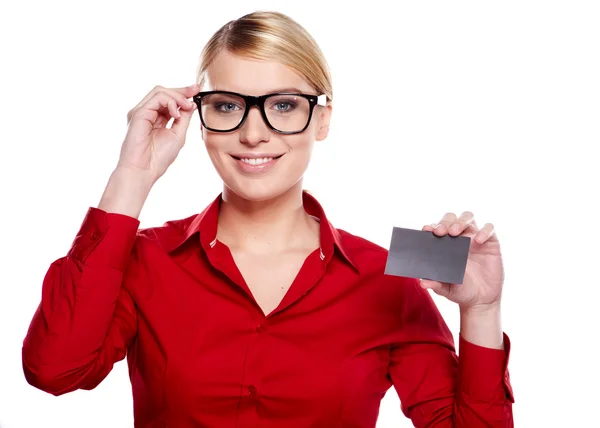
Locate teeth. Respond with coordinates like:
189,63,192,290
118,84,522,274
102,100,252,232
241,157,274,165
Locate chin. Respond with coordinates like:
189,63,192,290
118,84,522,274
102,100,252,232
224,177,302,203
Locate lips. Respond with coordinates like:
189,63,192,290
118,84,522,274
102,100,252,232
230,154,284,174
235,156,280,165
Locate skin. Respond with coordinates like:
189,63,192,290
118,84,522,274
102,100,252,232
100,49,504,349
200,50,331,258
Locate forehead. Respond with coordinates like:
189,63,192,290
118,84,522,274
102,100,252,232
204,49,314,95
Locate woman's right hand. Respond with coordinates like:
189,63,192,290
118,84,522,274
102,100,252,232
117,84,199,182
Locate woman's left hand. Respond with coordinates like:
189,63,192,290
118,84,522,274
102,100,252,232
420,211,504,310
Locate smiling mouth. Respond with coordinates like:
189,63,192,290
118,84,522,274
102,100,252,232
231,154,284,165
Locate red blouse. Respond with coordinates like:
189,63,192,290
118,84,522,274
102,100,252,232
23,191,514,427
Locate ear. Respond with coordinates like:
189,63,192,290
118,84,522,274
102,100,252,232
315,102,332,141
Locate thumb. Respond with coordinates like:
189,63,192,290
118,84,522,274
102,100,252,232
171,103,196,143
420,278,452,298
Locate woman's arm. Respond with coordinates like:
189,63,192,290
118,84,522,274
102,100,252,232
460,303,503,349
22,81,198,395
388,279,514,427
22,169,146,394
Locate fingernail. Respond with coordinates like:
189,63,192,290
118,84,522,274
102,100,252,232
435,224,443,229
450,224,459,232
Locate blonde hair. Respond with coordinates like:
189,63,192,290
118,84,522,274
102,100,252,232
196,11,333,101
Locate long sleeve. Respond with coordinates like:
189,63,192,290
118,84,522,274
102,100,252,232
22,207,140,396
388,280,514,427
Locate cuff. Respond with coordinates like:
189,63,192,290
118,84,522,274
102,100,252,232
458,332,514,403
67,207,140,271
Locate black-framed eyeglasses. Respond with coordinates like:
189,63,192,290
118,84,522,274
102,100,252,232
192,90,327,135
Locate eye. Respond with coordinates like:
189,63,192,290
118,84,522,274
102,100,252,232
215,102,242,113
268,97,298,113
276,102,293,111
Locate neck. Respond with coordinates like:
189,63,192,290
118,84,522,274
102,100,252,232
217,181,319,254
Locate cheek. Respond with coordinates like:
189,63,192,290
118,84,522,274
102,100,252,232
283,138,315,173
285,131,316,150
203,131,231,151
289,125,316,146
203,138,228,169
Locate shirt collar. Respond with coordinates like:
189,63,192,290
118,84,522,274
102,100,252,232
160,191,359,272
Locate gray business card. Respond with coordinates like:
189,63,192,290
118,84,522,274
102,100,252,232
385,227,471,284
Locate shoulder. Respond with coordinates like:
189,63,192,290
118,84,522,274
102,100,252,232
134,213,199,253
336,228,389,266
335,227,416,288
334,227,432,316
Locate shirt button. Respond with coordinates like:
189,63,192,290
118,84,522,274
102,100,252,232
90,232,99,241
256,324,265,333
248,385,257,396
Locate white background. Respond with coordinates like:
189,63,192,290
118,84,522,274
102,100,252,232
1,0,599,426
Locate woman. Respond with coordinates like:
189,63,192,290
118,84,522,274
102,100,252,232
22,10,514,428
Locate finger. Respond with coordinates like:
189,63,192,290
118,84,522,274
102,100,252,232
128,84,198,123
448,211,475,236
171,103,197,143
154,99,182,129
154,111,171,129
433,213,457,236
155,92,195,127
474,222,497,244
168,99,180,120
172,90,197,111
420,278,452,298
138,84,198,110
422,223,437,232
132,91,179,126
172,83,201,98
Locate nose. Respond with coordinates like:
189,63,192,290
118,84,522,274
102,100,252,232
239,106,270,146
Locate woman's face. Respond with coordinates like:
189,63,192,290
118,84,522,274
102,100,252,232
200,50,331,202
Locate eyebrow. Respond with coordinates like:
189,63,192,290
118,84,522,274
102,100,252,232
265,87,308,95
211,87,317,96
